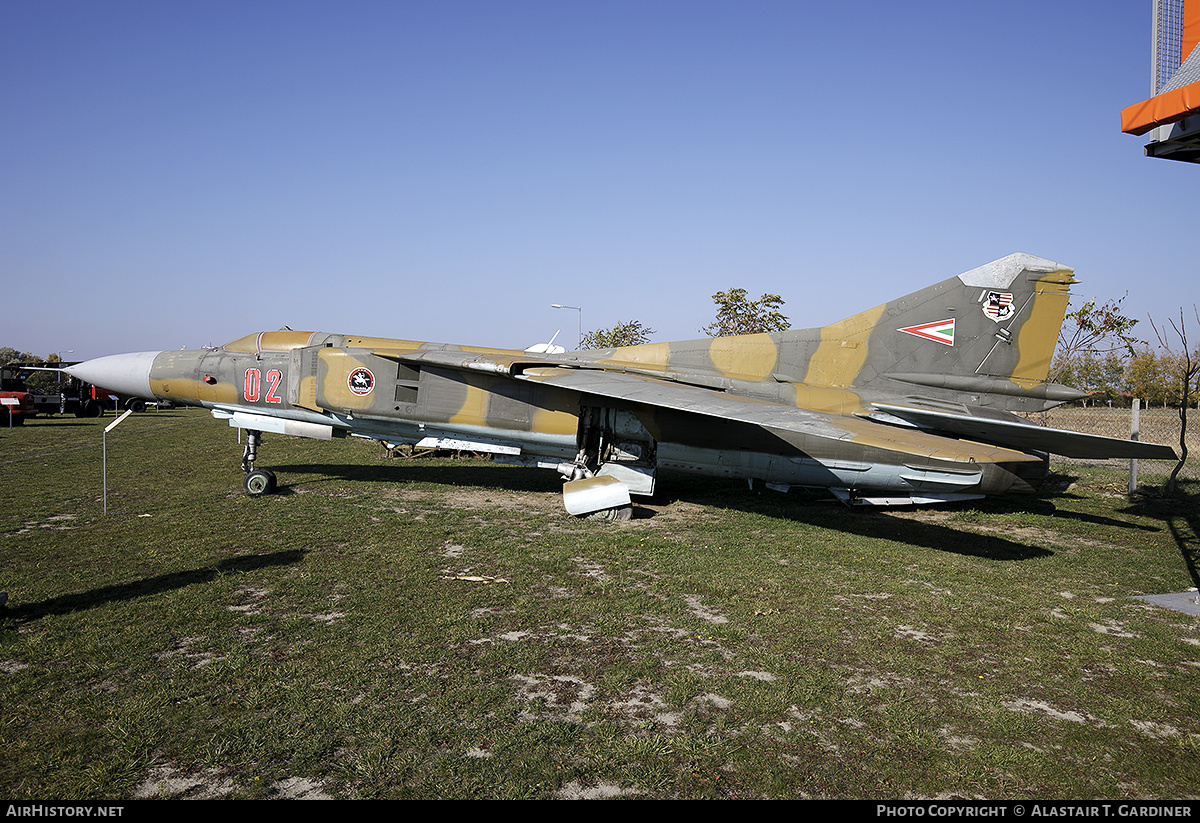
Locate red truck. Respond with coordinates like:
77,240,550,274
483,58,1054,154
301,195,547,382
0,366,36,425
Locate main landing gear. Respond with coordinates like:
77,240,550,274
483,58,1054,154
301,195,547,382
558,456,634,521
240,429,277,496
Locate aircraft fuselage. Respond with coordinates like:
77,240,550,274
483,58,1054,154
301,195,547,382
73,328,1047,507
66,254,1175,512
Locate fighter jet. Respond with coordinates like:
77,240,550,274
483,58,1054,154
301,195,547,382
65,253,1176,519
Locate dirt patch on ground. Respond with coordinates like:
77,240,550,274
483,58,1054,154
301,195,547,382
631,500,721,528
438,487,563,513
371,483,724,531
7,513,79,535
375,485,563,516
133,764,335,799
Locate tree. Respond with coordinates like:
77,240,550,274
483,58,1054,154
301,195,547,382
0,347,36,367
1050,293,1141,386
1125,346,1171,407
1148,307,1200,496
1066,349,1128,404
701,288,790,337
0,348,61,394
578,320,655,350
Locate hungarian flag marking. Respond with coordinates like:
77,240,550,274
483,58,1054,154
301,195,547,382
898,319,955,346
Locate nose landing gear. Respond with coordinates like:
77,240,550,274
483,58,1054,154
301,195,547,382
240,429,277,496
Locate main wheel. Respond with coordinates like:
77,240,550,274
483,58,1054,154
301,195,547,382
243,469,277,496
584,504,633,522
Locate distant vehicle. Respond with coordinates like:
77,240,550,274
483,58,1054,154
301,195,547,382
72,378,170,417
0,366,36,425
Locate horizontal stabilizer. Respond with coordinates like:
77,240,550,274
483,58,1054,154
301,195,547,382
871,403,1178,461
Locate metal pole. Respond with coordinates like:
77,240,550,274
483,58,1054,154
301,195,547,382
551,304,582,349
1129,398,1141,495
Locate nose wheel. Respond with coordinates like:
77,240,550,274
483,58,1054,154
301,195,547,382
243,468,277,496
240,429,277,496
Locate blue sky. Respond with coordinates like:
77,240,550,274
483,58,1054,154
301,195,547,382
2,0,1195,359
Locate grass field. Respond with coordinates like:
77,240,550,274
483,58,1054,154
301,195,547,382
2,409,1200,799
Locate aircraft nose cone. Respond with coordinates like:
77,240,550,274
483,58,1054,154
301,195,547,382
64,352,159,399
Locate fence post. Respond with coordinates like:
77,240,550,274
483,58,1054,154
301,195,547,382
1128,398,1141,495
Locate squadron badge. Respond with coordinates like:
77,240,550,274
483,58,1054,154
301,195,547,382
983,291,1014,322
348,367,375,396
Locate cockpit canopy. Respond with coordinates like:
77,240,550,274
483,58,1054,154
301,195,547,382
222,330,343,354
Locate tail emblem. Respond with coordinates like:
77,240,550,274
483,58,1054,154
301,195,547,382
982,291,1014,322
898,319,956,346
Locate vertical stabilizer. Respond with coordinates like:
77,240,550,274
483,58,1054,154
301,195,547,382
790,253,1078,404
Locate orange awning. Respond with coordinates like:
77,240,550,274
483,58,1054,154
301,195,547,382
1122,79,1200,136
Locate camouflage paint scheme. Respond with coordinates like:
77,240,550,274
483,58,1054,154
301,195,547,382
66,253,1176,513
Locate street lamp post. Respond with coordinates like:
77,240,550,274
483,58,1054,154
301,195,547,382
551,304,582,350
54,350,73,390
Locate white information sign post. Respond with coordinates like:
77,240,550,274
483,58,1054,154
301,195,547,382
103,410,134,514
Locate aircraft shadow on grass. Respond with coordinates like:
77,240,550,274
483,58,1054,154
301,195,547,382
4,550,305,624
265,460,1066,561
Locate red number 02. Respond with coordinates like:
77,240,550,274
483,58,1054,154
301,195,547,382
244,368,260,402
265,369,282,404
244,369,284,404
